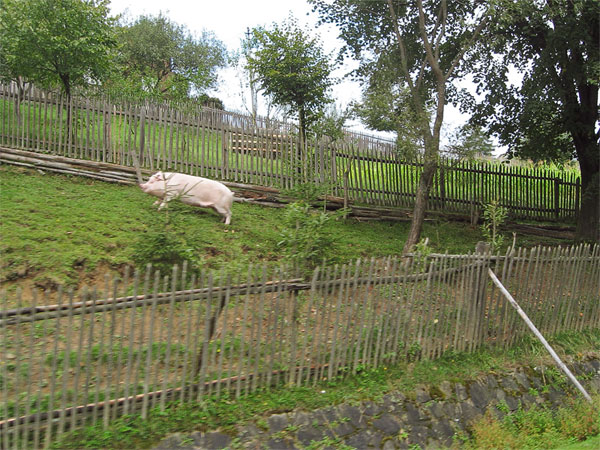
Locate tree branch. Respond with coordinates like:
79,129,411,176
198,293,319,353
444,8,490,82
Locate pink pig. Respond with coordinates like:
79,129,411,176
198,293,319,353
139,172,234,225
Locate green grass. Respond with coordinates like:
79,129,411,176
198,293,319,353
49,329,600,449
1,165,571,291
1,93,582,222
553,434,600,449
464,396,600,450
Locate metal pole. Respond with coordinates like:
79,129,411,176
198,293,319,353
488,269,592,403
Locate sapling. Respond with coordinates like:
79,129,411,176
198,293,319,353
481,200,508,253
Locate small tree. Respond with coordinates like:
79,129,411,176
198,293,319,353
445,124,494,160
480,200,508,253
112,13,227,102
246,16,335,155
0,0,117,100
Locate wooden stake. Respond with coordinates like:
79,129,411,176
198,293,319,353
488,269,592,403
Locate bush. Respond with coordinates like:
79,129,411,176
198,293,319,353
131,229,200,276
277,201,343,275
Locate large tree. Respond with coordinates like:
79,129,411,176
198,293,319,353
0,0,117,99
311,0,490,253
245,16,334,150
464,0,599,242
352,61,424,159
112,13,227,101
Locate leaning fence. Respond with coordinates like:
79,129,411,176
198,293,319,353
1,244,598,447
0,82,581,222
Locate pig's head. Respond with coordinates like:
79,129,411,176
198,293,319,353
139,171,166,197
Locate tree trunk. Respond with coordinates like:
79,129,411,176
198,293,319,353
402,157,437,254
298,106,306,178
576,153,599,243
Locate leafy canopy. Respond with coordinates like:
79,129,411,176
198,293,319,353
464,0,599,164
245,16,335,136
0,0,117,96
111,13,227,101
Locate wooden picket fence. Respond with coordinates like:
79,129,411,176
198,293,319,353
0,82,581,222
1,244,598,447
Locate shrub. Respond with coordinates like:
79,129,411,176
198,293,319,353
277,201,343,275
480,199,508,252
131,229,200,275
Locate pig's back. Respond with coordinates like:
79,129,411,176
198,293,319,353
166,173,232,202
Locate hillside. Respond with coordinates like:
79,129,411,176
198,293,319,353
0,165,571,296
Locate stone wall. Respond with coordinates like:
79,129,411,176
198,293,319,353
155,357,600,449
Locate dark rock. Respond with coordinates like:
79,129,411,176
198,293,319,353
415,388,431,404
547,386,565,406
431,419,455,446
404,403,427,425
382,438,397,450
469,382,492,409
583,361,597,376
153,433,190,450
192,432,231,450
501,376,521,394
296,426,324,447
438,381,453,399
236,424,264,443
530,373,544,389
454,383,468,401
520,393,536,408
345,430,383,448
408,425,430,448
427,401,446,419
291,411,312,427
573,362,586,376
315,406,339,423
587,377,600,391
266,438,297,449
513,372,531,391
344,430,370,449
331,420,355,438
442,402,461,420
485,375,499,389
372,413,402,435
268,413,289,433
381,393,405,412
337,404,366,429
504,395,520,412
458,401,483,425
363,400,384,417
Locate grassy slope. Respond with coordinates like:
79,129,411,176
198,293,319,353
0,165,571,291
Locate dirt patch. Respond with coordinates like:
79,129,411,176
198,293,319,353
1,263,128,308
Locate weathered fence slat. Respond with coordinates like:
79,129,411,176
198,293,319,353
1,245,598,447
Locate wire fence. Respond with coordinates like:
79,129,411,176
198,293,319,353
0,82,581,222
1,244,598,447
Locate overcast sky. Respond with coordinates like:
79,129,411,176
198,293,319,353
107,0,468,139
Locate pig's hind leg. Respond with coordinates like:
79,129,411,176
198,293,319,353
212,205,232,225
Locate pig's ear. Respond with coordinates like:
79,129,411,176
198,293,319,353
156,172,164,181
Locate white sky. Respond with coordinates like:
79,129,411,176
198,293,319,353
108,0,469,140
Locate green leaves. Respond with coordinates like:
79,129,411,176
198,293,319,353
246,16,334,136
0,0,118,95
113,13,227,101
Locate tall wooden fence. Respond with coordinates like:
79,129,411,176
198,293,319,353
0,82,581,221
1,244,598,447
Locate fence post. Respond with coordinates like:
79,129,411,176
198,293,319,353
554,177,560,220
575,177,581,220
439,164,446,208
488,269,593,403
471,254,490,350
